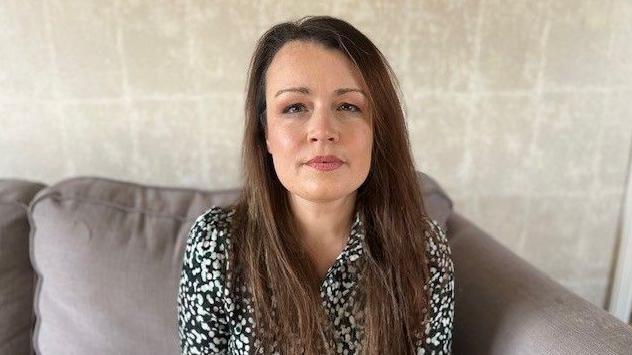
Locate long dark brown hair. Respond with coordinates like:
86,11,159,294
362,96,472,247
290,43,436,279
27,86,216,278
228,15,433,354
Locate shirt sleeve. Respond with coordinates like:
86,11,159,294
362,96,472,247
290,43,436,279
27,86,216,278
177,207,230,354
417,217,455,354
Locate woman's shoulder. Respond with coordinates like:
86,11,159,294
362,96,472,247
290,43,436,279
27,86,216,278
178,206,237,343
421,215,451,255
418,218,455,353
421,215,454,285
182,205,237,266
191,205,236,231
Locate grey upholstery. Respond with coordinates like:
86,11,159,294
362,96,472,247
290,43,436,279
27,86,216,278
0,173,630,354
448,213,632,354
25,172,452,355
27,177,241,355
0,179,46,355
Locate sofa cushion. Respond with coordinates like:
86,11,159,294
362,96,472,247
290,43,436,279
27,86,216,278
29,177,238,355
0,179,47,355
29,172,451,354
416,170,453,230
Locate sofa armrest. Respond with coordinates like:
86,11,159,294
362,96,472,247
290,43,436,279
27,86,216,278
447,212,632,354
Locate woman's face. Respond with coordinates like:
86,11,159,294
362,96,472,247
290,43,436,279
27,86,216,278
264,40,373,204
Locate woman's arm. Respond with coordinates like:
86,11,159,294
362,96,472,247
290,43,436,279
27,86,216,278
177,208,230,354
417,218,456,354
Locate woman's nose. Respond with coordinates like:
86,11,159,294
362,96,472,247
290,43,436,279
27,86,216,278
308,107,339,143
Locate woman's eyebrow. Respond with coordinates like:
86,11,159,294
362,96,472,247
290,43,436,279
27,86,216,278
274,87,366,98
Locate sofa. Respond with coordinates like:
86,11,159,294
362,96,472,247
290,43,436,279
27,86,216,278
1,173,631,355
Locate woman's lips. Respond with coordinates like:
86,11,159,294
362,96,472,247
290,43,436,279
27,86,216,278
306,161,343,171
305,154,343,171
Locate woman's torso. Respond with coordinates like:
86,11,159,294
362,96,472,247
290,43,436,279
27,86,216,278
177,206,455,354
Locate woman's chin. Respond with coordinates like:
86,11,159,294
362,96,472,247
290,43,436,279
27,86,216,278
292,186,356,204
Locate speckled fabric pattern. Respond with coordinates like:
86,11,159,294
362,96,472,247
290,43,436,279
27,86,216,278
178,205,454,354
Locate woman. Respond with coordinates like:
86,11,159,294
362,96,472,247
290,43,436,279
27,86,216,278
178,15,454,354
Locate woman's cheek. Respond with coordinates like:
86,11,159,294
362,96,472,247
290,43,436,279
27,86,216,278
350,124,372,148
278,128,298,149
272,127,303,165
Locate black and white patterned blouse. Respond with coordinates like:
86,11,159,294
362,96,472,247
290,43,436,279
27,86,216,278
178,205,455,354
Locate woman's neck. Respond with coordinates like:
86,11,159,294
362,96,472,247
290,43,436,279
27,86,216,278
288,192,357,278
289,192,357,244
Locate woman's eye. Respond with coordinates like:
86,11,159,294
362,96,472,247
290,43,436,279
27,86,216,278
339,103,361,112
282,103,361,114
282,104,305,114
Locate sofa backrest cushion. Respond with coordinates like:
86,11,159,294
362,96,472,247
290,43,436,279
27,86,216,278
0,179,47,355
28,172,451,354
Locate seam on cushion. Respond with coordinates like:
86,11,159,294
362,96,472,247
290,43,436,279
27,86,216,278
48,175,239,196
29,192,201,222
27,196,41,355
26,177,448,221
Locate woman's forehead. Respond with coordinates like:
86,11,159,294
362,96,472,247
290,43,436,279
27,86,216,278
265,41,366,95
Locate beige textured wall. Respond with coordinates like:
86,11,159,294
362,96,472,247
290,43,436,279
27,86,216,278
2,1,631,310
